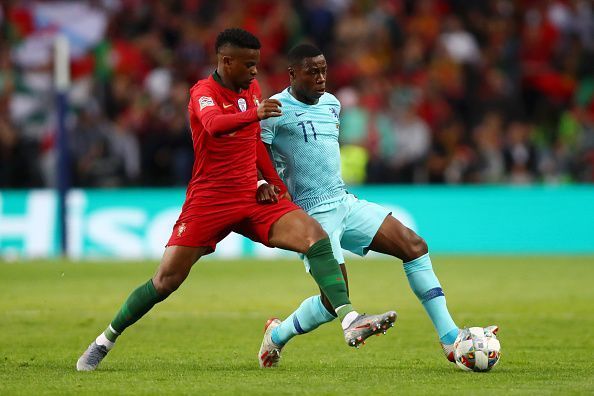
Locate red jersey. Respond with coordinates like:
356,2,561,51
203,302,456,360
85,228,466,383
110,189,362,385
186,73,262,199
167,73,296,251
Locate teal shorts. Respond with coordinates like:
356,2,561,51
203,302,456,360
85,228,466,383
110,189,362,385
302,193,391,272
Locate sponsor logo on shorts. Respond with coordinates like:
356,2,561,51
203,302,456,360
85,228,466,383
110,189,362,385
177,222,187,237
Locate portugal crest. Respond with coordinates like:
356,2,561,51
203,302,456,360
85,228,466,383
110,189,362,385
238,98,247,112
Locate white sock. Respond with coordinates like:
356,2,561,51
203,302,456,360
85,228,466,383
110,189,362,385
95,333,115,350
341,310,360,330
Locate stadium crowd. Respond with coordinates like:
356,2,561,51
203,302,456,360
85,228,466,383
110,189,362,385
1,0,593,188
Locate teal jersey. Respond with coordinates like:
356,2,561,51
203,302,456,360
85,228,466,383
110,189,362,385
261,88,346,211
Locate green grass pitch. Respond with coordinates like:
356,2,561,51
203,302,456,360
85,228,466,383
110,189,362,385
1,256,593,395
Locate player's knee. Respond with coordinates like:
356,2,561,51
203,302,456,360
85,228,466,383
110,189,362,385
152,273,183,297
406,232,428,260
305,220,328,247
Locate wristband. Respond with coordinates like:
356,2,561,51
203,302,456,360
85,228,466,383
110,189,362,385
257,180,268,188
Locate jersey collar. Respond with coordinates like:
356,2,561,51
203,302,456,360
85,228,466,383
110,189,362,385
212,70,223,85
286,87,321,107
212,70,245,94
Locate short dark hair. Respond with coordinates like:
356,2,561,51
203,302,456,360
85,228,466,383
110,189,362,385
215,28,261,53
287,44,323,66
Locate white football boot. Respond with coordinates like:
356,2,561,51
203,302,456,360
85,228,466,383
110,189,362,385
76,341,109,371
258,318,283,368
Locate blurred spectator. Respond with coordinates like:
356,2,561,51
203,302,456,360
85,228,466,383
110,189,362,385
439,15,480,65
371,89,430,183
0,118,42,187
70,104,139,187
503,120,538,184
427,118,473,184
1,0,594,188
471,112,505,183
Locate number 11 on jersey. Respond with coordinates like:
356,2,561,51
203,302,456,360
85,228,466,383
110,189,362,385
297,121,317,142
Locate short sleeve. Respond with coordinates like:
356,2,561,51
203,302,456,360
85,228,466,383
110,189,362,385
260,114,277,144
330,94,341,115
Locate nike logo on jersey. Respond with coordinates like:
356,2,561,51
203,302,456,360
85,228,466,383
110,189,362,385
223,103,233,109
296,112,305,117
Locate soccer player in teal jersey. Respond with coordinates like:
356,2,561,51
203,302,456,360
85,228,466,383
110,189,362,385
257,44,498,368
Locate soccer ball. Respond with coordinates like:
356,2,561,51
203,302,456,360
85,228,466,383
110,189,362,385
454,327,501,372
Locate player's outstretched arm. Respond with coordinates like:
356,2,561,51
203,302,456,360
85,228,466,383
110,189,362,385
192,87,264,136
198,104,259,136
195,95,282,137
256,139,290,201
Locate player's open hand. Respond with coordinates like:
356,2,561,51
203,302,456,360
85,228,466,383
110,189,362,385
257,99,282,120
256,183,281,204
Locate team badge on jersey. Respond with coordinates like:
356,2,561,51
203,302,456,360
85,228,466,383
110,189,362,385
198,96,215,111
330,107,339,119
238,98,247,112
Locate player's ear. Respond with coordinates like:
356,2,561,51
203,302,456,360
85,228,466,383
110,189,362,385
288,67,295,80
222,55,233,66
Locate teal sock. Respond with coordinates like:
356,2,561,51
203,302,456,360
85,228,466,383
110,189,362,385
104,279,166,342
403,254,459,344
271,295,336,346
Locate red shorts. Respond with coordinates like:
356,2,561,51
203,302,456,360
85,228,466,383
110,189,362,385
166,197,299,253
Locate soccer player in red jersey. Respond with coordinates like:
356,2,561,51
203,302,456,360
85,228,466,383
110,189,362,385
76,29,396,371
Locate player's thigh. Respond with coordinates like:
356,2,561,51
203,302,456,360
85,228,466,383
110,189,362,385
267,208,328,254
308,199,349,239
340,195,391,257
368,214,428,262
300,202,348,270
167,201,239,253
235,198,301,247
158,201,239,293
153,245,210,295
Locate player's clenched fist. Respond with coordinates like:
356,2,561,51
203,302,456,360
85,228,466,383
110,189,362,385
257,99,282,120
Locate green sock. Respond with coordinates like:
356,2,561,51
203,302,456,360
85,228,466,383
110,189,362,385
306,238,351,314
104,279,165,342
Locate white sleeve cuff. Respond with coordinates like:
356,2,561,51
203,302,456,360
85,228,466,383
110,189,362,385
257,180,268,188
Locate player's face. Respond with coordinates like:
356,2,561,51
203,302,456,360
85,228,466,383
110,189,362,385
291,55,327,103
223,47,260,90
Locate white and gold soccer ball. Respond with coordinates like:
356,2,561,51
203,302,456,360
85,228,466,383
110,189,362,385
454,326,501,372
